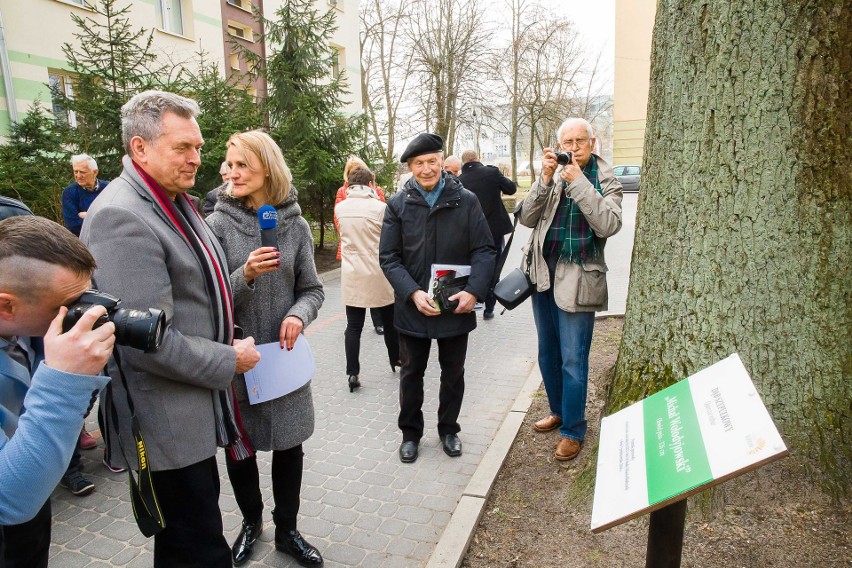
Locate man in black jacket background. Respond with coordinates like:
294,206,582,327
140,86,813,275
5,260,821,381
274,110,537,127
458,150,517,318
380,134,495,463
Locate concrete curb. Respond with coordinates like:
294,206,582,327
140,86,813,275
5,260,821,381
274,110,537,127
425,314,625,568
426,366,543,568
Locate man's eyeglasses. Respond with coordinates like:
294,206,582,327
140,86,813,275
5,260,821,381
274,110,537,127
560,138,590,149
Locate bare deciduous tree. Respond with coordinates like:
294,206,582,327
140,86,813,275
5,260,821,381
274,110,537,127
360,0,415,171
406,0,492,154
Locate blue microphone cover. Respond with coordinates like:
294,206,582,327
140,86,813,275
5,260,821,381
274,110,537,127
258,205,277,230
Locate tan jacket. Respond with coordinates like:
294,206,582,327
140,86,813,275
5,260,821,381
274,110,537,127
336,185,395,307
519,154,623,312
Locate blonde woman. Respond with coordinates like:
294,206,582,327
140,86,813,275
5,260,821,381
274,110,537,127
206,130,325,567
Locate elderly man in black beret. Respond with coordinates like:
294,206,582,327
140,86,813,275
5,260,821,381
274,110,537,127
380,133,496,463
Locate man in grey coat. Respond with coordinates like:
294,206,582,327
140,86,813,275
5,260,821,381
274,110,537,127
81,90,261,567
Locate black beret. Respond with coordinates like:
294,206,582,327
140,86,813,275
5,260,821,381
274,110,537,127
400,133,444,163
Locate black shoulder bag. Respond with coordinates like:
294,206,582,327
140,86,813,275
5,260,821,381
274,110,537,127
493,203,534,311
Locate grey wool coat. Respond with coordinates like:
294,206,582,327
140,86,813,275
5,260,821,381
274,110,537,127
81,156,237,471
206,189,325,451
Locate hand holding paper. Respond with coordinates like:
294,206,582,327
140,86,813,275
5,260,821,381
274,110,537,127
243,334,315,405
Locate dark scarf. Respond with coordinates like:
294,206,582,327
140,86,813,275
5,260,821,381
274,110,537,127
544,154,604,264
132,161,254,461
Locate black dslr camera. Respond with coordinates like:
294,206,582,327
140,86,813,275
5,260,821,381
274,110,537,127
554,151,573,166
63,290,166,353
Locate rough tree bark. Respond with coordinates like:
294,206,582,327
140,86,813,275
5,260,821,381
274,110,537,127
610,0,850,497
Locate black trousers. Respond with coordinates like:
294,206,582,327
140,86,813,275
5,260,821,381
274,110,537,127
345,304,399,375
226,445,304,533
0,500,51,568
149,456,231,568
398,333,468,442
369,307,382,327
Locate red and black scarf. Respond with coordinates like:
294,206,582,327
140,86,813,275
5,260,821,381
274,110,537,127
133,161,254,461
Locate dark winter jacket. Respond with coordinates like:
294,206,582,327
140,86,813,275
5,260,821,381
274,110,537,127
380,172,496,339
458,161,517,242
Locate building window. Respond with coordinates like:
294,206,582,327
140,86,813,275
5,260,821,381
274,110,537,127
156,0,184,35
236,83,258,102
226,0,251,11
227,21,254,42
48,71,77,127
330,45,344,79
229,54,240,71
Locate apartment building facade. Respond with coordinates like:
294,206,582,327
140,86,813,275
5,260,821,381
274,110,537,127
0,0,361,137
612,0,655,166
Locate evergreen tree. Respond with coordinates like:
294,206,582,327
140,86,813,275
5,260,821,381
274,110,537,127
261,0,366,247
0,102,69,220
54,0,164,179
179,52,265,196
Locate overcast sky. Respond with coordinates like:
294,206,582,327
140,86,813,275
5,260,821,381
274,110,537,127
492,0,615,93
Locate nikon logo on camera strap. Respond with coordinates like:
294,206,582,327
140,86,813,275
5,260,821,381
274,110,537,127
137,439,147,470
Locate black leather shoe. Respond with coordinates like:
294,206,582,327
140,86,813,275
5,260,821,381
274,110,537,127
483,310,494,320
441,434,462,457
232,518,263,566
275,529,323,567
399,440,419,463
374,325,384,335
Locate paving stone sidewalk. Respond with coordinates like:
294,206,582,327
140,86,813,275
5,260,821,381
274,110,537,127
47,194,636,567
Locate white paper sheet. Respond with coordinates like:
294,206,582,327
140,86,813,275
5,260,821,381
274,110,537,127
243,334,315,405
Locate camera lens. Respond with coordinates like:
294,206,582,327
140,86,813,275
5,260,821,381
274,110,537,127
111,308,166,353
556,152,573,166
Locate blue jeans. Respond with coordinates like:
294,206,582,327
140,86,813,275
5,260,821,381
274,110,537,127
531,289,595,441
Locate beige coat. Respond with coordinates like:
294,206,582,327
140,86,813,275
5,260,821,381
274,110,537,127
519,154,623,313
336,185,395,307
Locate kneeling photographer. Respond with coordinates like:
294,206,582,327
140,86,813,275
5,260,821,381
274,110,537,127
0,215,115,567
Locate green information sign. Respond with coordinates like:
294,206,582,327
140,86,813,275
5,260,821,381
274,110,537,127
591,354,787,533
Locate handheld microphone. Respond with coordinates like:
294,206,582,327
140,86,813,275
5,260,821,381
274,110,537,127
257,205,278,250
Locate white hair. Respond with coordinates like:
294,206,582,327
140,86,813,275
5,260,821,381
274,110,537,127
71,154,98,170
556,118,594,141
219,161,231,175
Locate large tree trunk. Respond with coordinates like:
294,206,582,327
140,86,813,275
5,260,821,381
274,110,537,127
610,0,850,497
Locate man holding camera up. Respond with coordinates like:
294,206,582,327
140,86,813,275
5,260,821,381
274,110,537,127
81,90,261,567
0,215,114,567
519,118,622,462
380,133,495,464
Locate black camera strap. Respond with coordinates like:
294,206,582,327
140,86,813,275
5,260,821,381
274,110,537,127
494,203,531,279
106,347,166,537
